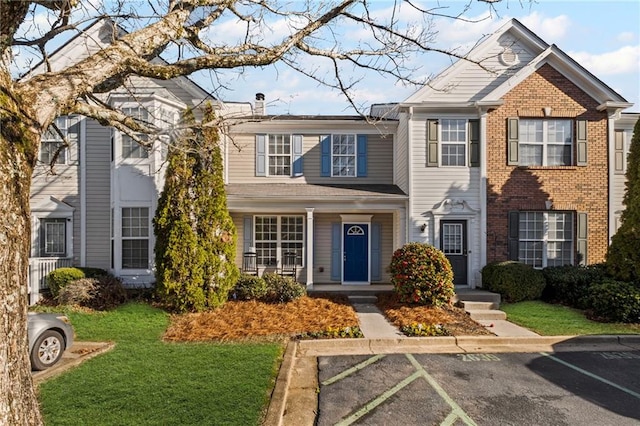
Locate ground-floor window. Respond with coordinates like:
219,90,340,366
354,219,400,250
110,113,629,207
122,207,149,269
254,215,304,266
518,211,573,268
39,218,66,257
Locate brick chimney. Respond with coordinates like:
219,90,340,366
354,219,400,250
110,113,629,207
255,93,265,115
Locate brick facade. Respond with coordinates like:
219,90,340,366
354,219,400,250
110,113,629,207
486,64,609,264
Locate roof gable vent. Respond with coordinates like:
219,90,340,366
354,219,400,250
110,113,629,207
500,47,518,66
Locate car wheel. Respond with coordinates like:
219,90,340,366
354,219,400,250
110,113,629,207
30,330,65,371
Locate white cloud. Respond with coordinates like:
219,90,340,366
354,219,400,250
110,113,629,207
569,45,640,75
617,31,636,43
520,12,571,42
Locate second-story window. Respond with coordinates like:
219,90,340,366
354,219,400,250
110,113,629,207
121,107,149,159
268,134,291,176
332,134,356,177
519,119,572,166
441,119,467,166
40,116,68,165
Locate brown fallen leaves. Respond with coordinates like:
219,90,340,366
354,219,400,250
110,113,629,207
164,293,492,342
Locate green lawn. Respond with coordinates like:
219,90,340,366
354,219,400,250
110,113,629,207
502,301,640,336
37,302,283,426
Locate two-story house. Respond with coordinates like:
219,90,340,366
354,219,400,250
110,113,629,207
388,19,634,288
223,108,407,286
26,18,637,303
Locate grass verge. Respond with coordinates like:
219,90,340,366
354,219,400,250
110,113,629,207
37,302,283,426
502,301,640,336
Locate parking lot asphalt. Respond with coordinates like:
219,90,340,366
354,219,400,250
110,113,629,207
316,350,640,425
268,337,640,426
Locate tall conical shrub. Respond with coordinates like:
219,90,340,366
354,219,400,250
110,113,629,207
154,105,238,312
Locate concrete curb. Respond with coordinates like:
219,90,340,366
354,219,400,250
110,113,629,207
264,341,297,426
33,341,115,386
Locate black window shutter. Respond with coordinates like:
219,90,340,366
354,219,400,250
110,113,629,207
507,118,519,166
469,119,480,167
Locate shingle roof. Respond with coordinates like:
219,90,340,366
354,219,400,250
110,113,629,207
225,183,407,199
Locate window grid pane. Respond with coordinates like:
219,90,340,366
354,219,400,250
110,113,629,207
43,220,66,255
254,216,304,266
332,134,356,177
518,211,573,268
41,116,68,164
441,144,466,166
121,207,149,269
442,224,463,255
268,134,291,175
519,119,572,166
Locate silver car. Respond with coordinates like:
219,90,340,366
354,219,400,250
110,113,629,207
27,313,74,371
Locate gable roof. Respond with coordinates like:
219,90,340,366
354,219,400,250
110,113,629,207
403,18,631,109
23,18,215,108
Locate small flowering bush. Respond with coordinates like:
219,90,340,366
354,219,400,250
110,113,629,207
298,326,364,339
389,242,454,306
400,323,450,337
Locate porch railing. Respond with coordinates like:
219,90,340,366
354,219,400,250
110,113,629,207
28,257,73,305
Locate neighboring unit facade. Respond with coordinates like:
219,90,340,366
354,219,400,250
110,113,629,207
223,115,406,286
389,19,634,287
27,19,637,302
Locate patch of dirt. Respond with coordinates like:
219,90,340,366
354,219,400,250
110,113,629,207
164,293,492,342
376,294,494,336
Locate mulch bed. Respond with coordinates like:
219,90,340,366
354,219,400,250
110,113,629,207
164,293,492,342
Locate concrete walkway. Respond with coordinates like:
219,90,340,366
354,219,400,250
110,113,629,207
349,296,406,339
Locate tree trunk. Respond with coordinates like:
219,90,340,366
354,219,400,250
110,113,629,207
0,71,43,425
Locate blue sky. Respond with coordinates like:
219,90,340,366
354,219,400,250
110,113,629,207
13,1,640,115
204,0,640,115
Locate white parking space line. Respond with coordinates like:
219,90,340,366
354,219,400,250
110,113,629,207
541,352,640,400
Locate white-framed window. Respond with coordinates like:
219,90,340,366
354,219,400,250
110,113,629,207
121,207,149,269
332,134,356,177
519,119,572,166
254,215,304,266
39,218,67,257
40,116,68,165
518,211,573,268
268,134,291,176
121,107,150,159
440,119,467,166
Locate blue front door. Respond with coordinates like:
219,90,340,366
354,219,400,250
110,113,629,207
343,224,368,282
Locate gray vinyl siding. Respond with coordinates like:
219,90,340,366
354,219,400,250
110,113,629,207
395,112,409,193
227,132,394,184
30,118,81,261
84,119,112,269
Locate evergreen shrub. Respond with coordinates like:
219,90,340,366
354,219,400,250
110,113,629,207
262,273,306,303
541,264,607,308
230,274,268,301
46,267,89,297
585,279,640,323
481,261,545,303
389,242,454,306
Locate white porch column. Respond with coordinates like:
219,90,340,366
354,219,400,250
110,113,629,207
305,208,314,287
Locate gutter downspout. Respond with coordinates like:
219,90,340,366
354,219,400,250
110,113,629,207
407,106,414,246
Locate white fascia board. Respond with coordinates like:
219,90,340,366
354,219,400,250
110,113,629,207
108,92,187,110
31,196,76,214
228,199,407,213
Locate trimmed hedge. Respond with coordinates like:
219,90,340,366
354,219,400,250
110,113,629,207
389,242,454,306
585,279,640,323
46,267,108,298
541,264,607,309
481,261,545,303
